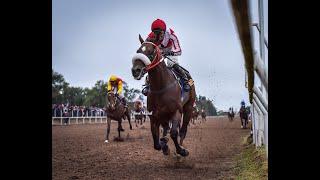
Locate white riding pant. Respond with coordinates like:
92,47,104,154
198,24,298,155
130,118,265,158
111,87,124,98
165,56,179,67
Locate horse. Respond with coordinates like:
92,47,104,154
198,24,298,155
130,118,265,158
133,100,145,127
201,110,206,122
104,91,133,143
239,106,248,129
191,107,199,125
131,35,196,157
228,109,235,121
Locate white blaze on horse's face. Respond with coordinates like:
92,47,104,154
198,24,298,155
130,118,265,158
131,53,150,80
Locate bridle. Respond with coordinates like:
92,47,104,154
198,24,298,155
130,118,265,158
142,41,164,72
107,91,118,108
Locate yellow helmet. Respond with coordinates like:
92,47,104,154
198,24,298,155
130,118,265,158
109,75,118,82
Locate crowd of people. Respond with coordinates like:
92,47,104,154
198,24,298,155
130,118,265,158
52,104,106,117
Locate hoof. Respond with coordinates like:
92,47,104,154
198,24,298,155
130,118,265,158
162,144,170,155
160,137,169,143
177,148,189,157
119,128,125,132
104,140,109,143
114,137,124,142
154,144,161,151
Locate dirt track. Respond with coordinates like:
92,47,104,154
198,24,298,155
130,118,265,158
52,116,249,180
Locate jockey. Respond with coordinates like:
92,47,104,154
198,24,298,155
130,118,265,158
241,100,245,108
107,75,128,107
142,18,191,96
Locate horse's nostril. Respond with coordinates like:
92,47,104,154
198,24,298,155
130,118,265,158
132,68,141,77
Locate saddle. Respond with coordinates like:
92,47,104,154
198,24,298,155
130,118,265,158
169,66,194,93
168,67,194,104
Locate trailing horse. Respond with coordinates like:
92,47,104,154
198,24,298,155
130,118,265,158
104,91,133,143
133,100,145,127
201,110,206,122
228,110,235,121
131,36,196,157
191,107,199,125
239,106,248,129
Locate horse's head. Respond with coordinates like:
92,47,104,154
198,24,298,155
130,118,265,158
131,34,163,80
107,91,118,111
134,101,143,111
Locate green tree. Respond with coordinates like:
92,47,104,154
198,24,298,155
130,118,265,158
123,83,141,102
195,95,217,116
63,87,85,105
52,69,69,104
83,80,107,107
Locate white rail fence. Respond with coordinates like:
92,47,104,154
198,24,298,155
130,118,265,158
52,111,153,125
230,0,268,156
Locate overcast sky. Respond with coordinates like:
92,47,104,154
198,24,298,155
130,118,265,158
52,0,268,111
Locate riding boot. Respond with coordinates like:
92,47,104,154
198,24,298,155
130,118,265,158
172,64,191,91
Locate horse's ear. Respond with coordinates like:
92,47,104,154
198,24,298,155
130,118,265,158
139,34,144,44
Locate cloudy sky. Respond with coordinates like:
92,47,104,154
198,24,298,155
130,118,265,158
52,0,268,111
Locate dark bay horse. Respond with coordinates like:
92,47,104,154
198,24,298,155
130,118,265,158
201,110,206,122
228,109,235,121
191,107,199,125
133,100,145,127
104,91,132,143
131,36,196,157
239,106,248,129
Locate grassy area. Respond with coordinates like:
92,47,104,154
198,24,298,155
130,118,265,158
233,136,268,180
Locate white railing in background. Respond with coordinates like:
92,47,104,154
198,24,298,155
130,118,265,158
230,0,268,157
52,116,107,125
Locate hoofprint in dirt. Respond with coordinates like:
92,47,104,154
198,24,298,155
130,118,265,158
52,116,249,180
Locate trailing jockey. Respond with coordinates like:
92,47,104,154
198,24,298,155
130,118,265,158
142,18,193,96
107,75,128,108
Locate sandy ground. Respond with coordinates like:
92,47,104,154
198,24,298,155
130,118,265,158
52,116,249,180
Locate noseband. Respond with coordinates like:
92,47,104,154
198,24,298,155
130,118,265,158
107,92,118,107
142,42,164,72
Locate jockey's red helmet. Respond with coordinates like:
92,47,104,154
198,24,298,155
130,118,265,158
151,19,166,31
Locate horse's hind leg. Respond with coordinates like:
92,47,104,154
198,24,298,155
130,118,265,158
180,106,193,146
171,111,189,157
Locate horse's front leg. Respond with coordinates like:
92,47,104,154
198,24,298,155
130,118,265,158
117,119,124,139
159,121,170,155
150,117,161,151
105,117,111,143
170,110,189,157
125,110,133,130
